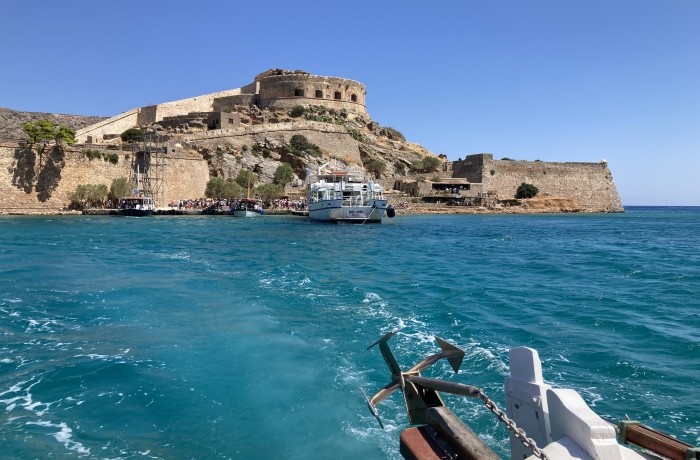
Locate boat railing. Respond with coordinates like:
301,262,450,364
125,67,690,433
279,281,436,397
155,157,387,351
343,195,367,207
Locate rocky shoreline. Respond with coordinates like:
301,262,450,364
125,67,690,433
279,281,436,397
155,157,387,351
0,197,617,216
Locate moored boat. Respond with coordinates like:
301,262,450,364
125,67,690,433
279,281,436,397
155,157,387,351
231,198,264,217
364,330,698,460
307,170,394,223
117,196,155,217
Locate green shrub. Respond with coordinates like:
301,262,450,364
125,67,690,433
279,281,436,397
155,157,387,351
384,127,405,142
515,183,539,199
394,162,406,175
84,149,102,160
104,153,119,164
368,160,386,178
289,134,321,157
121,128,144,143
347,128,367,143
290,105,305,117
422,156,440,172
69,183,108,208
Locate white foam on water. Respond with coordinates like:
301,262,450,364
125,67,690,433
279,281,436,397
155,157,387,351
578,387,604,406
26,420,91,455
467,345,509,375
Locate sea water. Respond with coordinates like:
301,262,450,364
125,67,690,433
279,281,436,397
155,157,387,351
0,208,698,459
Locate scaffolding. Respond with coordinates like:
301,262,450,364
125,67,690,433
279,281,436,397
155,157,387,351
130,133,166,207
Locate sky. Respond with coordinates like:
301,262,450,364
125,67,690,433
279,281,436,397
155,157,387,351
1,1,698,206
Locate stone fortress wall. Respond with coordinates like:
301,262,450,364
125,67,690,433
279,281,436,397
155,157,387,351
75,70,366,144
0,142,209,213
453,154,623,212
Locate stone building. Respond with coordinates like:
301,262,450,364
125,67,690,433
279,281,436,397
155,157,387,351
76,69,366,144
392,153,623,212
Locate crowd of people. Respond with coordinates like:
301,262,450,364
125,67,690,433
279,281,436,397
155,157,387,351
165,198,307,212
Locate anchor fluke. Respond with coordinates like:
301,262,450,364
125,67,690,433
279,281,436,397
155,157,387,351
436,336,465,373
361,388,385,429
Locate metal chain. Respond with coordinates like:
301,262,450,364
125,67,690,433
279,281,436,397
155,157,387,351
475,388,550,460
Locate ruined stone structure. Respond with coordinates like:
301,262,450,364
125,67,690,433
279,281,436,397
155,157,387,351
392,154,622,212
453,154,623,212
75,69,366,144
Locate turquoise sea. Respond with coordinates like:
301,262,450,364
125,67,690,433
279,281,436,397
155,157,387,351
1,207,698,459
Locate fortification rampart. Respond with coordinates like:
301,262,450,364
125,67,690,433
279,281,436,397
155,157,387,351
257,73,367,114
75,88,245,144
453,154,623,212
0,143,209,213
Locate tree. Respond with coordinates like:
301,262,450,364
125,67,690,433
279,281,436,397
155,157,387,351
368,159,386,179
422,156,440,172
394,162,406,176
289,134,321,157
206,177,243,200
22,119,76,147
410,159,424,173
256,183,284,200
121,128,144,143
515,182,539,199
69,183,108,209
109,177,132,200
273,163,295,186
235,169,258,190
222,178,242,200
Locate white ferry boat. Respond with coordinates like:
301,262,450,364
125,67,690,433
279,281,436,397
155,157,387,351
307,170,394,223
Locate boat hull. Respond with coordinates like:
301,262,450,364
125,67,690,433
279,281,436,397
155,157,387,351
118,209,154,217
308,199,388,223
232,209,262,218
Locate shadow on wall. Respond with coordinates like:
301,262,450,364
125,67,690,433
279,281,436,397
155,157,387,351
12,145,66,201
12,147,36,193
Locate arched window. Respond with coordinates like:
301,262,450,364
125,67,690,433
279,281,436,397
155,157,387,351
294,89,304,97
351,94,358,102
315,90,323,98
334,91,341,100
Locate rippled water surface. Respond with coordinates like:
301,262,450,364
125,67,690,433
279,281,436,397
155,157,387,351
1,208,698,459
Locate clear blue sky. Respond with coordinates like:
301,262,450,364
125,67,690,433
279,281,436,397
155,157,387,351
2,1,698,205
